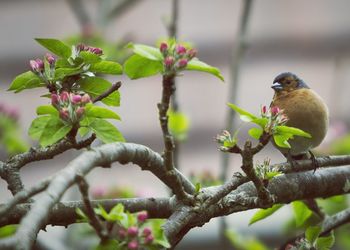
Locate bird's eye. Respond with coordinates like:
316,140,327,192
286,81,291,85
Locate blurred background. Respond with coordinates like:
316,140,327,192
1,0,350,249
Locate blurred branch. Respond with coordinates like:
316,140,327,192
107,0,141,21
66,0,92,28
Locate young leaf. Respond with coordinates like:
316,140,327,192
275,126,312,138
249,204,284,225
168,109,190,141
195,182,201,193
78,77,120,106
35,38,71,58
89,60,123,75
186,59,224,81
39,117,72,147
292,201,313,227
36,105,58,116
227,103,258,122
85,104,121,120
8,71,44,93
28,116,52,140
127,43,163,61
124,54,163,79
248,127,263,140
305,226,322,245
78,127,91,137
89,119,125,143
315,231,335,250
273,134,291,148
79,51,102,64
54,66,84,80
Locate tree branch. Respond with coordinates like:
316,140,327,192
92,81,121,103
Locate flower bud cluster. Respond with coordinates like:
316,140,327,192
51,91,91,124
0,103,19,121
159,41,197,75
261,105,288,133
29,53,56,74
76,43,103,55
215,130,236,152
116,211,156,249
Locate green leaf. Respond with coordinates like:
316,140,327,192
306,226,322,245
79,51,102,64
36,105,58,116
315,231,335,250
39,117,72,147
78,127,91,137
195,182,201,193
154,232,171,248
8,71,44,93
28,116,52,140
275,126,312,138
127,43,163,61
168,109,190,141
253,117,269,128
85,104,121,120
186,59,224,81
35,38,71,58
54,66,83,80
227,103,258,122
273,134,291,148
249,204,284,225
78,77,120,106
0,225,17,238
89,119,124,143
248,127,263,140
292,201,313,227
89,60,123,75
124,54,163,79
265,171,282,180
94,204,110,221
75,208,88,221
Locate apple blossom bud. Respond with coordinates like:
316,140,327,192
164,56,174,68
175,45,186,55
127,226,139,237
60,91,70,102
177,58,188,68
45,53,56,64
159,42,168,54
261,105,267,114
76,43,87,51
29,59,44,72
76,107,85,119
127,241,138,250
59,108,69,121
35,59,44,70
137,211,148,223
142,227,152,236
51,93,59,106
271,106,280,116
187,48,197,59
89,47,103,55
71,94,82,104
117,228,127,239
144,234,154,244
81,94,91,104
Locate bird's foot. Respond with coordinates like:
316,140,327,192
308,150,319,173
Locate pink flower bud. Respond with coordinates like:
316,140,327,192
177,58,188,68
137,211,148,223
81,94,91,104
51,93,59,107
76,43,87,51
175,45,186,55
60,91,70,102
76,107,85,119
159,42,168,54
71,94,82,104
144,234,154,244
29,59,44,72
118,228,127,239
59,108,69,121
271,106,280,116
164,56,174,68
35,59,44,70
261,105,267,114
127,240,138,250
45,53,56,64
89,47,103,55
142,227,152,236
127,226,139,237
187,48,197,59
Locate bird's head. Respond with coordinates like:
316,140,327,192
271,72,309,93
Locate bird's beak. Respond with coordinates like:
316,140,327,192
271,82,283,91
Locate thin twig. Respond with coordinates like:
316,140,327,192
92,81,122,103
75,175,109,243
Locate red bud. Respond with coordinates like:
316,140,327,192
177,58,188,68
175,45,186,55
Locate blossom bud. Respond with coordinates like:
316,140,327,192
71,94,82,104
75,107,85,119
271,106,280,116
59,108,69,121
159,42,168,54
35,59,44,70
127,226,139,237
127,241,138,250
177,58,188,68
187,48,197,59
76,43,87,51
89,47,103,55
117,228,127,239
81,94,91,104
29,59,44,72
45,53,56,64
142,227,152,236
60,91,70,102
175,44,186,55
137,211,148,223
261,105,267,114
164,56,174,68
145,234,154,244
51,93,59,107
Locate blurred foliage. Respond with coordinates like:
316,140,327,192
0,225,17,238
91,186,136,199
225,230,268,250
189,170,221,188
168,109,190,142
328,134,350,155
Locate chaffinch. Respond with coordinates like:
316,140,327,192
270,72,329,161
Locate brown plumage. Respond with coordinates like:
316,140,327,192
270,72,329,158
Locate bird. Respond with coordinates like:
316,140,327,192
270,72,329,164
